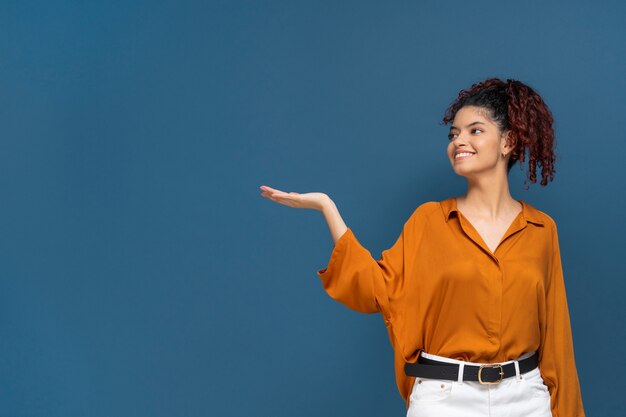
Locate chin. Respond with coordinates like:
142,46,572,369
451,165,472,178
452,162,465,175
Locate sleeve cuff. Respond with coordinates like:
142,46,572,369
317,227,353,276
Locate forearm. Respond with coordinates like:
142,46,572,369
320,197,348,244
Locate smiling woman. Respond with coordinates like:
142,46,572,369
443,79,556,188
260,77,585,417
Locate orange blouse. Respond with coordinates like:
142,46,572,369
317,197,585,417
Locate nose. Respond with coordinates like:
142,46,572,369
452,131,470,144
450,134,470,155
452,135,469,148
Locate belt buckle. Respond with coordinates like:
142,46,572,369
478,364,504,384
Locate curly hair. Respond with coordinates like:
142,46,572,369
441,78,556,187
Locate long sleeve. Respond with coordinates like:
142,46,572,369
538,221,585,417
316,226,406,321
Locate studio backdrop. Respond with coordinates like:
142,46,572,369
1,1,625,416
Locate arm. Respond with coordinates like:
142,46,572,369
538,220,586,417
317,201,408,319
259,185,407,318
320,197,348,244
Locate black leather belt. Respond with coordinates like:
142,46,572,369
404,351,538,384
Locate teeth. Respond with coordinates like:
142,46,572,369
455,152,474,158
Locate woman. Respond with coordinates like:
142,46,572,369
259,78,585,417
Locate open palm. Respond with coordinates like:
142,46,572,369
259,185,328,211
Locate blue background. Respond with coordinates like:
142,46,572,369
1,1,624,416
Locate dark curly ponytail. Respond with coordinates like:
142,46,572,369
442,78,556,187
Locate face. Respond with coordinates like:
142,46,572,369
447,106,512,179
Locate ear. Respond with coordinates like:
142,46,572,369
501,130,516,156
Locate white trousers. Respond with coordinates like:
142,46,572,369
406,351,552,417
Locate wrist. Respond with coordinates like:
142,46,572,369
319,195,335,213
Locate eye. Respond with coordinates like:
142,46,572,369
447,132,457,141
471,128,483,134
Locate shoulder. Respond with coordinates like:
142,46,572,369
414,200,442,216
409,200,441,218
522,200,558,229
404,200,446,227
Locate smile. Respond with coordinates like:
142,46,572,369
455,152,475,160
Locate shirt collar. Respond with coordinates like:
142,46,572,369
441,197,545,225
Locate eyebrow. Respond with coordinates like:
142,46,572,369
449,121,486,131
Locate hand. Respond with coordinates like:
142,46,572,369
259,185,329,211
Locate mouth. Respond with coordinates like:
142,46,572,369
454,152,475,161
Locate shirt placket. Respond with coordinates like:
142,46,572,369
456,214,529,349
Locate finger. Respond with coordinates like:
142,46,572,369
263,186,288,195
261,185,280,191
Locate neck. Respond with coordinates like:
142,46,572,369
458,174,519,220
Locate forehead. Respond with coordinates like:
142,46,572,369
451,106,496,127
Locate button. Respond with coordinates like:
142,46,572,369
440,384,445,389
